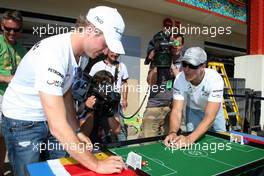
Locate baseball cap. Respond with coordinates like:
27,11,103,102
182,47,207,66
86,6,125,54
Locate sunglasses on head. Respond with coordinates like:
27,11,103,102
182,61,203,69
3,26,21,33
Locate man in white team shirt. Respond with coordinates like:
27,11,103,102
89,51,129,96
1,6,126,176
164,47,226,148
89,50,129,142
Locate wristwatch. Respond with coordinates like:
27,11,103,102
75,127,82,135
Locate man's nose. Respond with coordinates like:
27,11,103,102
9,30,16,35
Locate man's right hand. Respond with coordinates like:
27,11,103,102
164,133,193,149
163,133,178,147
95,156,126,174
85,95,96,109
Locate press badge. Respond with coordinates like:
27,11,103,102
166,80,173,90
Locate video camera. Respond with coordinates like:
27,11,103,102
72,70,121,118
152,31,180,67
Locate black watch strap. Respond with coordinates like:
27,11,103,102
75,127,81,135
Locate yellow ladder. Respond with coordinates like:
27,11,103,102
207,62,242,130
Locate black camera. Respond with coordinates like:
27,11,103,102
153,31,176,67
72,70,120,118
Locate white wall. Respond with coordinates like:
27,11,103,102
235,55,264,129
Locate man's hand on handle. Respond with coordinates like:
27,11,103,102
96,156,127,174
164,133,193,149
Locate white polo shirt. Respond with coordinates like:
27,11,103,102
173,68,224,112
89,60,129,93
2,33,79,121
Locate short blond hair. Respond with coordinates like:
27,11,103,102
75,15,90,31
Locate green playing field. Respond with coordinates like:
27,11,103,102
111,134,264,176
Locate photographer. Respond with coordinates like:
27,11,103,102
86,50,129,143
139,31,184,138
75,69,121,144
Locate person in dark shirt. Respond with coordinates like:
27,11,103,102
139,32,184,138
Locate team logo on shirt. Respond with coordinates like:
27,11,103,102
173,88,181,95
211,89,223,98
46,80,64,87
48,68,64,79
187,85,192,94
200,86,208,97
212,89,223,93
202,91,210,97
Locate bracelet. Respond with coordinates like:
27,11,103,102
75,127,81,135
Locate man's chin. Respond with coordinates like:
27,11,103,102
88,53,98,59
184,76,192,81
7,37,16,44
93,53,100,58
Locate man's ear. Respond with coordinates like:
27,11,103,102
201,63,207,69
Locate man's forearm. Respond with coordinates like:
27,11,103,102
169,101,184,134
122,82,128,101
40,92,99,171
169,110,182,133
50,121,98,170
